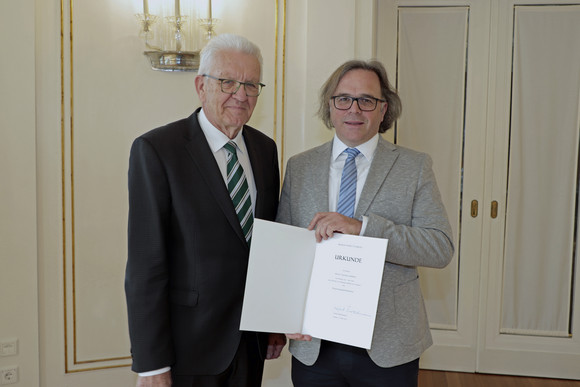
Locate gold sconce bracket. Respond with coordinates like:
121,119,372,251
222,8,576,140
144,50,200,72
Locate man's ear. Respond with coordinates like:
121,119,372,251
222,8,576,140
195,75,205,101
380,101,388,122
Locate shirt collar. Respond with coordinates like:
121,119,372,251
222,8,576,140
198,108,245,152
332,134,379,162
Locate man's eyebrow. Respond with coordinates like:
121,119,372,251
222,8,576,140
334,93,379,99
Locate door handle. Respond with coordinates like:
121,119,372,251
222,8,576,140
491,200,498,219
471,200,478,218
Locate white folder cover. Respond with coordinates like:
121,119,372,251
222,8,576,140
240,219,388,349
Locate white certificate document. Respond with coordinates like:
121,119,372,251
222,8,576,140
240,219,388,349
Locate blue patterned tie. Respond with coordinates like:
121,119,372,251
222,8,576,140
223,141,254,244
336,148,360,218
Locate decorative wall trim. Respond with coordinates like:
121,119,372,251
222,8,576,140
60,0,287,373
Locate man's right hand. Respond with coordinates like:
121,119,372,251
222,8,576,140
136,371,172,387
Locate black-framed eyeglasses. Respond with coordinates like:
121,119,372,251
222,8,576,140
331,95,386,112
202,74,265,97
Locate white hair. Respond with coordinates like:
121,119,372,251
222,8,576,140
197,34,263,80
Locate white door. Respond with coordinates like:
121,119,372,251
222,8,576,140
377,0,580,379
478,0,580,378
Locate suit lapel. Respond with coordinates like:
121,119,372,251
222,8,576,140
184,112,248,247
355,137,399,218
312,142,332,212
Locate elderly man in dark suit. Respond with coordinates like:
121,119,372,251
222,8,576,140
277,60,454,387
125,33,286,387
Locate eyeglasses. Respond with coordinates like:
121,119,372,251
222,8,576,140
202,74,265,97
331,95,386,112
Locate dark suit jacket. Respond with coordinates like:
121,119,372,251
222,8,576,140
125,108,280,375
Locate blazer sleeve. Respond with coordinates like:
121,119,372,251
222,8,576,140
276,158,292,225
363,153,454,269
125,136,175,372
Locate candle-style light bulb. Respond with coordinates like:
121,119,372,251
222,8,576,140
137,0,158,47
173,0,184,52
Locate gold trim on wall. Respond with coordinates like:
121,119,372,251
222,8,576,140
61,0,287,373
281,0,287,177
60,0,68,374
274,0,287,177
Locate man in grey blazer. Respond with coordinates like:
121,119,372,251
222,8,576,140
276,60,454,386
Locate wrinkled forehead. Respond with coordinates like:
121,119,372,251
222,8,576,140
334,69,382,97
212,50,261,81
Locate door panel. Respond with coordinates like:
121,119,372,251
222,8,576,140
500,4,580,338
378,0,491,372
479,1,580,379
397,5,469,330
378,0,580,378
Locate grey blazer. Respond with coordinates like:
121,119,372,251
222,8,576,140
276,136,454,368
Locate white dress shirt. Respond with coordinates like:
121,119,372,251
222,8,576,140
329,134,379,234
198,108,257,213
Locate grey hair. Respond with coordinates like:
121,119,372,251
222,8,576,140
197,34,263,80
318,60,402,132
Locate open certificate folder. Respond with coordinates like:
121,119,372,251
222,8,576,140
240,219,388,349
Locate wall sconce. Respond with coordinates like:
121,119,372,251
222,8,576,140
136,0,218,72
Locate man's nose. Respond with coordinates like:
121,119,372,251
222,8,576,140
231,85,249,100
349,99,362,112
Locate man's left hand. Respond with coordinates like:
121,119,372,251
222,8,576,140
266,333,287,359
308,212,362,242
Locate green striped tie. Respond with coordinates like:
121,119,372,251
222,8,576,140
223,141,254,244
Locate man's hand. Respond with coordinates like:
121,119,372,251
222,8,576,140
266,333,287,359
136,371,172,387
285,333,313,341
308,212,362,242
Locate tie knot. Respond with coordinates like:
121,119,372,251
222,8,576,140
344,147,360,160
223,141,237,155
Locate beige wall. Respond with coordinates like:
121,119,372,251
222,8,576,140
0,0,39,386
0,0,375,385
3,0,578,385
